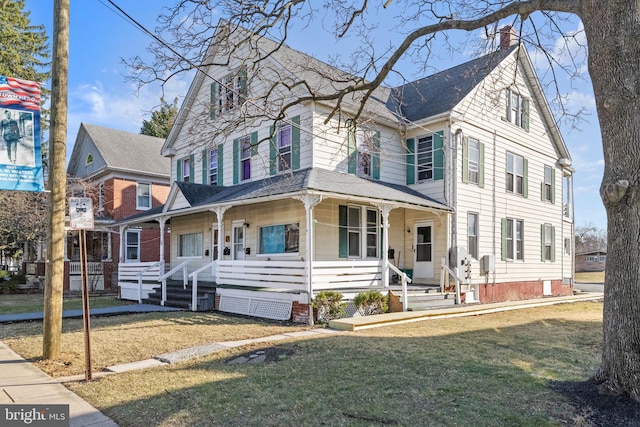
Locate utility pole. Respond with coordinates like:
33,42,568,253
43,0,70,359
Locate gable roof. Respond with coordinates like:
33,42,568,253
68,123,170,178
388,46,517,122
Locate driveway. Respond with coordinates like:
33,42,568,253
575,282,604,293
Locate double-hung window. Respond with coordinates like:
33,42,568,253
182,157,191,182
506,89,529,130
209,149,218,185
136,182,151,210
468,213,479,260
543,165,554,202
503,218,524,261
278,124,292,172
468,139,480,184
239,135,251,181
339,205,380,259
357,129,376,178
506,152,525,195
541,223,555,262
178,233,203,257
417,134,433,181
125,230,140,262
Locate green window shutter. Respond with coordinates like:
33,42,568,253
269,126,277,176
551,226,556,262
347,122,356,174
540,224,545,262
372,130,380,180
434,130,444,181
210,82,217,120
189,154,195,182
406,138,415,185
292,116,301,170
540,181,545,202
251,131,258,156
233,138,239,185
176,159,182,183
551,167,556,204
501,218,508,261
523,98,530,132
339,205,348,258
523,158,528,198
461,137,469,183
217,145,224,186
478,142,485,188
202,150,208,184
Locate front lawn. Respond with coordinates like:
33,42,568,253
0,294,132,315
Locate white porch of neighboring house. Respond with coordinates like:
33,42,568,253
116,168,454,323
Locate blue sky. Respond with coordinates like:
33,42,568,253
24,0,606,230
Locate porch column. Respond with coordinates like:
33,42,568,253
212,206,230,262
295,194,322,326
119,225,127,263
157,217,167,275
377,204,395,288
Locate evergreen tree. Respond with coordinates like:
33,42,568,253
140,97,178,138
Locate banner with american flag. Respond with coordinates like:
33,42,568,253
0,75,44,192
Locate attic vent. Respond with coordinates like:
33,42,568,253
86,154,93,165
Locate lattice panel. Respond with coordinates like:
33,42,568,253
219,295,292,321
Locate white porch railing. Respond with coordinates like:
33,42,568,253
118,262,166,302
440,257,463,304
188,261,217,312
312,260,383,290
217,260,307,291
69,261,103,275
388,263,413,311
158,260,192,306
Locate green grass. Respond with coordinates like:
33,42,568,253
0,294,132,315
48,301,605,427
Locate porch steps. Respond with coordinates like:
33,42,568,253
388,289,457,312
143,280,217,310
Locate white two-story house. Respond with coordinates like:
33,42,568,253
116,23,574,323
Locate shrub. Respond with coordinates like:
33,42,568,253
312,291,346,324
354,290,388,316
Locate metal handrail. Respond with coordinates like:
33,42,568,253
188,261,216,312
388,263,412,311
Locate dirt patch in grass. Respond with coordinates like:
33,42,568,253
552,379,640,426
226,345,296,364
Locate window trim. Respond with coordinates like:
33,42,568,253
467,212,479,260
209,149,218,185
506,152,526,196
178,232,203,258
125,229,140,262
277,123,292,173
239,135,251,181
503,218,524,261
505,89,529,130
543,165,554,203
182,157,191,182
258,222,300,255
467,139,480,185
136,182,152,210
416,134,434,182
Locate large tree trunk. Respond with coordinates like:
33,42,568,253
582,0,640,399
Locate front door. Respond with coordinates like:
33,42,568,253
233,224,245,260
413,221,434,280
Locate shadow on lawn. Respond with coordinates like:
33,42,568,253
71,317,638,427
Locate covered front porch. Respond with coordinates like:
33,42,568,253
116,168,458,322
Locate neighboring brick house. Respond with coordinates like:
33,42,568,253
32,123,171,292
576,250,606,272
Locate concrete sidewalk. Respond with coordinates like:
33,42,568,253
0,342,118,427
0,303,183,323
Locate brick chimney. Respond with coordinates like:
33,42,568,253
499,26,517,50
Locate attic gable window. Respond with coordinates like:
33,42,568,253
86,154,93,165
210,67,247,119
505,89,530,131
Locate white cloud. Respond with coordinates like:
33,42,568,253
563,90,596,111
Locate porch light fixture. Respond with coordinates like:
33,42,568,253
244,222,250,228
406,227,411,233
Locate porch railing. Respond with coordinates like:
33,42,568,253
217,260,307,291
118,261,167,302
312,260,382,290
188,261,217,312
440,257,463,304
388,263,412,311
69,261,103,275
158,260,192,306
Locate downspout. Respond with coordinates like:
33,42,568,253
492,130,497,296
452,127,462,269
158,217,166,277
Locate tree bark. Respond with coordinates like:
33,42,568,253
582,0,640,399
43,0,69,360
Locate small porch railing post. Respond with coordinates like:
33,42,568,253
388,263,412,311
192,275,198,312
440,257,462,305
